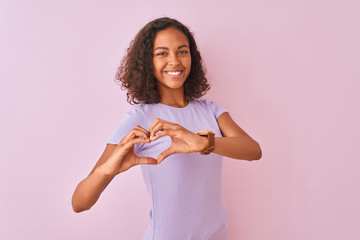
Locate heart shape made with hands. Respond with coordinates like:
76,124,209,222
128,118,208,164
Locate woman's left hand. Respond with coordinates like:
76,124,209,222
149,118,208,163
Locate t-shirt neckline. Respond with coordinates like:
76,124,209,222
157,101,192,110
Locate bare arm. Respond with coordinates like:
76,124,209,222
213,112,262,160
149,113,262,162
71,144,117,213
71,126,157,213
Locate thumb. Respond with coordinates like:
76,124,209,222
135,157,158,165
157,148,175,164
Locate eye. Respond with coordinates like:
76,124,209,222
155,52,167,56
179,50,188,54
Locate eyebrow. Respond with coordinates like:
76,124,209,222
154,44,189,51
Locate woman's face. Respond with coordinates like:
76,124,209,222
152,27,191,94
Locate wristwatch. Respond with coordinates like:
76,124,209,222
197,130,215,155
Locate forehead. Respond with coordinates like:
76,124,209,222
153,27,189,48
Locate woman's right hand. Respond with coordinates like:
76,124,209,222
71,125,157,212
99,125,158,176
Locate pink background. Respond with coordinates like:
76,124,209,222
1,0,359,239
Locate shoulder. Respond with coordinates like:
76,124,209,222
118,104,149,128
126,104,150,118
126,103,164,124
192,99,225,110
107,104,149,144
128,104,145,113
129,103,160,116
191,99,212,108
191,99,228,119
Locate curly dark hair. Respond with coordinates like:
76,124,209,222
115,17,210,104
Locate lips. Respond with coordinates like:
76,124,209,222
165,71,182,76
163,70,184,78
164,70,183,75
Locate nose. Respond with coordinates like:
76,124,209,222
168,53,180,66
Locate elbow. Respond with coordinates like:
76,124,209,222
72,207,82,213
248,142,262,161
72,197,91,213
252,150,262,161
72,203,91,213
72,206,85,213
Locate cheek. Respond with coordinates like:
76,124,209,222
153,59,164,72
152,62,164,81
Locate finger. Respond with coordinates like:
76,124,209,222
121,127,150,144
150,130,169,141
135,157,158,165
149,118,175,137
131,126,150,139
133,125,150,136
157,148,175,164
120,133,150,150
150,121,178,139
149,118,163,138
121,137,150,150
131,137,151,145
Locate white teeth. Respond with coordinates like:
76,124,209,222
166,71,181,75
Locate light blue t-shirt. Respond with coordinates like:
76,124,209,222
108,99,228,240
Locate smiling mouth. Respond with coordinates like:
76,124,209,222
164,70,183,76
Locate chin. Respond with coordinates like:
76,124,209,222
158,81,185,91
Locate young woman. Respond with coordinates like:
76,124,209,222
72,17,262,240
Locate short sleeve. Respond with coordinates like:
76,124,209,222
107,106,147,153
207,100,228,119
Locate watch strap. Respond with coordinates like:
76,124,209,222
197,130,215,155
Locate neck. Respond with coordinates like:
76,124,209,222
159,88,188,108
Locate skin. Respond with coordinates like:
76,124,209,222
152,27,191,108
71,27,262,213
